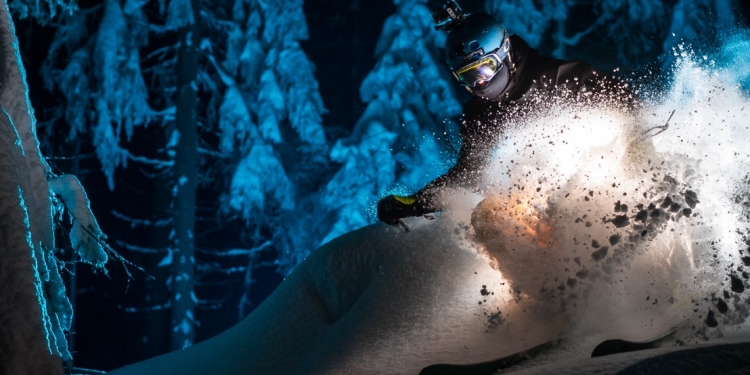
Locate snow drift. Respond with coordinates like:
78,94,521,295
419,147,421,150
109,41,750,374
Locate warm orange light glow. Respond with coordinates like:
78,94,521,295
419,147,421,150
473,195,555,250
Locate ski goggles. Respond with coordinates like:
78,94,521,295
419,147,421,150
452,52,505,87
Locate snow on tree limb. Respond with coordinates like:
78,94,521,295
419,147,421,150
277,42,326,145
227,144,295,219
40,0,153,190
48,174,108,267
218,85,257,154
112,210,173,227
484,0,548,48
256,68,284,143
8,0,77,24
211,0,329,276
166,0,194,30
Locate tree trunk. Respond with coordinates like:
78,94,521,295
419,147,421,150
145,170,173,356
170,0,200,351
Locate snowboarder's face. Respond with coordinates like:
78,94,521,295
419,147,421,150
469,62,511,101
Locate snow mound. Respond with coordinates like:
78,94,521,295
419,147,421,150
109,217,582,375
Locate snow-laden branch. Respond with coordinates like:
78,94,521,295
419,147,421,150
127,152,174,169
206,53,235,87
48,175,107,267
121,301,170,313
111,210,172,228
555,15,607,49
197,147,225,158
195,263,247,274
115,240,169,254
48,175,151,287
194,241,271,257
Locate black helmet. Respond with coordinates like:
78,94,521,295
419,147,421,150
432,1,514,100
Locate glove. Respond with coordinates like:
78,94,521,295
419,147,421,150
377,195,425,225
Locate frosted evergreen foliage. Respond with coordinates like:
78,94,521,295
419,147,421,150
600,0,669,62
165,0,194,30
485,0,671,67
484,0,569,56
8,0,76,24
321,0,461,243
214,0,327,273
484,0,550,48
227,145,294,214
41,0,152,189
322,121,397,242
48,175,109,267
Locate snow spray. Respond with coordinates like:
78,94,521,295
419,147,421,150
441,33,750,345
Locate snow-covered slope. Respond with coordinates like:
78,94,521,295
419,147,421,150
100,220,546,374
107,212,699,375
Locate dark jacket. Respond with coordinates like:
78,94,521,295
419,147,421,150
415,35,627,212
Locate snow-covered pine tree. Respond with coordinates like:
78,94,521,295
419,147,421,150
484,0,671,69
484,0,579,58
597,0,671,68
38,0,327,351
8,0,75,24
42,0,199,352
483,0,553,49
207,0,329,307
485,0,741,76
320,0,461,243
40,0,152,189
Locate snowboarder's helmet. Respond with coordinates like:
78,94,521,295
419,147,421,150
444,12,510,88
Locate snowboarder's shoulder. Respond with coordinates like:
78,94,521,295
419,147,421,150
509,36,593,80
509,37,570,88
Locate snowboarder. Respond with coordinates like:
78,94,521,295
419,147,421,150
377,0,629,225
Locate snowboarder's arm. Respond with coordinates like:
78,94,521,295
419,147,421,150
414,101,494,213
377,141,484,223
377,195,427,225
414,138,484,212
376,100,495,223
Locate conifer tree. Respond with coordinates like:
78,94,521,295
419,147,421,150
40,0,152,189
484,0,672,69
9,0,75,23
203,0,329,313
321,0,461,243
